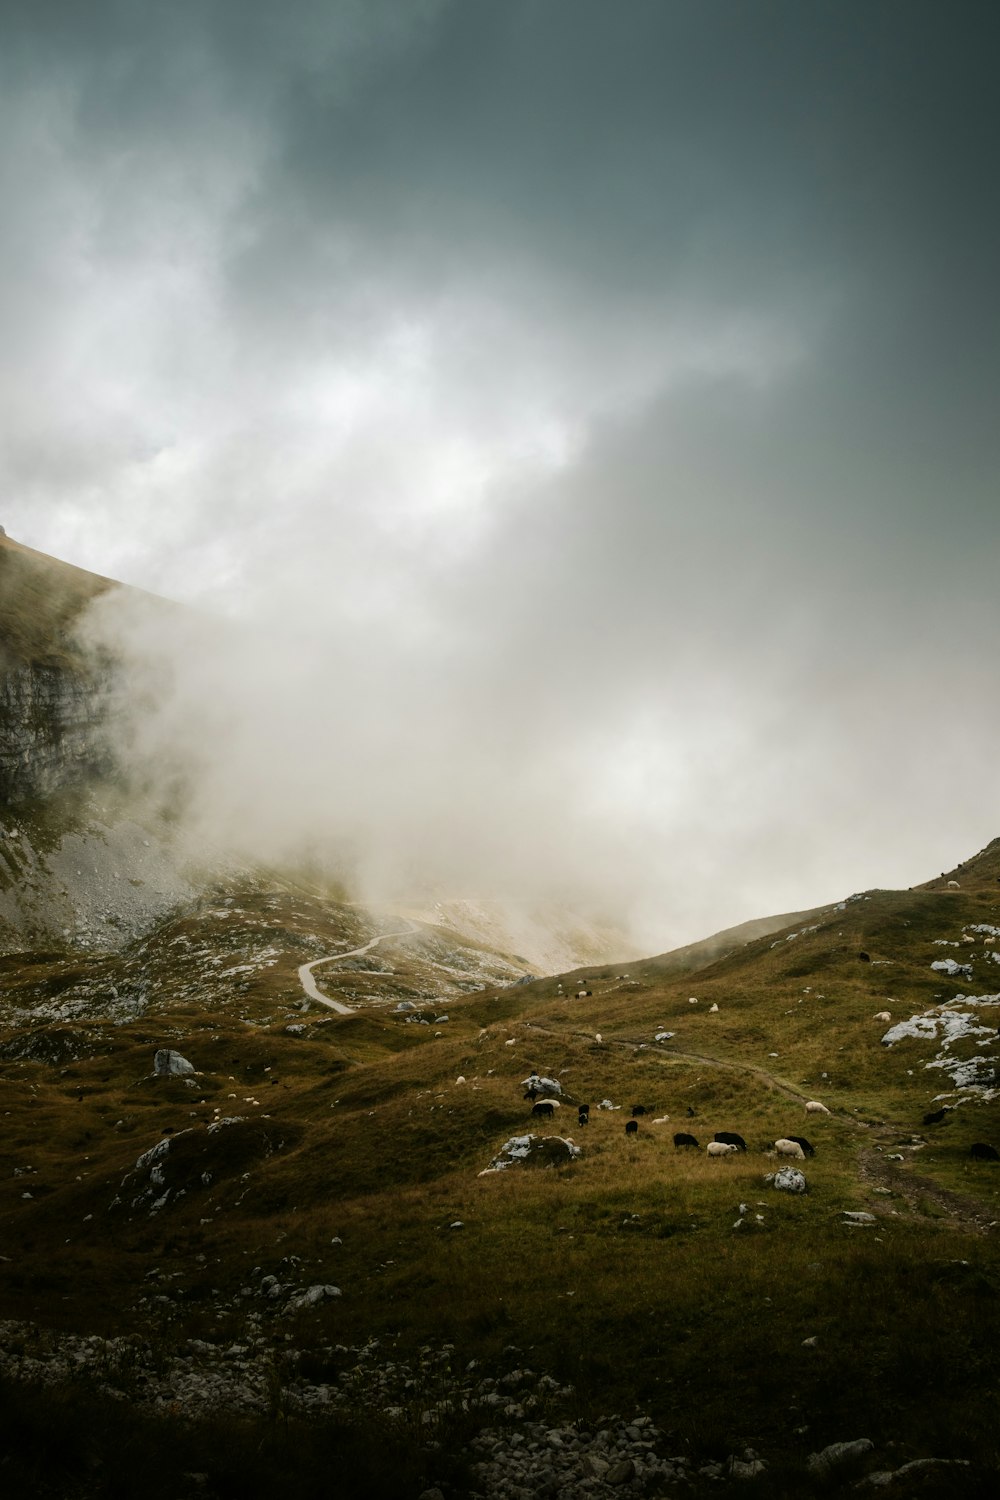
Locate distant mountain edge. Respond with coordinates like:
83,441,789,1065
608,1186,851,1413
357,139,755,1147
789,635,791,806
632,906,830,977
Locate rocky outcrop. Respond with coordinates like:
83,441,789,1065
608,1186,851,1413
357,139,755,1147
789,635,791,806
0,662,122,804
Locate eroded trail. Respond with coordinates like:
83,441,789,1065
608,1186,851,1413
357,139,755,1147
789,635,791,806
297,922,417,1013
857,1148,998,1235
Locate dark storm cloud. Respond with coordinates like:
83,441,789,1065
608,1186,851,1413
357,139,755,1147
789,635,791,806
4,1,1000,947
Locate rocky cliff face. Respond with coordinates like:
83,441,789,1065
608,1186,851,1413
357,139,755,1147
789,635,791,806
0,661,122,805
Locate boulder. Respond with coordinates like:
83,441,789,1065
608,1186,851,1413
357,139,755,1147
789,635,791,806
521,1072,562,1097
480,1134,581,1174
770,1167,807,1194
153,1048,195,1077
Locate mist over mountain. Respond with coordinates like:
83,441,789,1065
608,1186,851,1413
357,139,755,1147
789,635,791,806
3,0,999,950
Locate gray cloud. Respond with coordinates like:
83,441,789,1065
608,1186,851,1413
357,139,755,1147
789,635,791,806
4,1,1000,950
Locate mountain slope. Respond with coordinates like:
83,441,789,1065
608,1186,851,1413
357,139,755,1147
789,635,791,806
4,538,1000,1493
2,837,1000,1495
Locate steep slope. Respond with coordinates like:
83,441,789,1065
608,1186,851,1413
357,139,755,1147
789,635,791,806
0,533,123,805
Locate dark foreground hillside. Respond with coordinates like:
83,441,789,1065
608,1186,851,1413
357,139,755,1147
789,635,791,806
1,840,999,1497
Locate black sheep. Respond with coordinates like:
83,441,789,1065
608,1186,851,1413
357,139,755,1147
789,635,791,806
625,1119,639,1136
531,1100,555,1119
970,1142,999,1161
786,1134,815,1157
923,1107,949,1125
714,1131,748,1152
673,1132,699,1148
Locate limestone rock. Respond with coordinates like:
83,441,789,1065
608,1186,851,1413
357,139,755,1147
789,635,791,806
770,1167,807,1193
479,1134,581,1174
153,1049,195,1077
807,1437,874,1473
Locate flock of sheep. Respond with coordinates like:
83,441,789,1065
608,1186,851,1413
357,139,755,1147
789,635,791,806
523,1077,831,1159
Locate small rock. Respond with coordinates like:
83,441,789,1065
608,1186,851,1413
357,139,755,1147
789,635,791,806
582,1454,609,1478
807,1437,874,1473
728,1454,767,1479
606,1457,636,1485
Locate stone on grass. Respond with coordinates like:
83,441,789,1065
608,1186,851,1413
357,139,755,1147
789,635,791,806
284,1284,342,1313
479,1134,581,1175
769,1167,807,1194
153,1048,195,1077
859,1458,970,1488
807,1437,874,1473
521,1072,562,1097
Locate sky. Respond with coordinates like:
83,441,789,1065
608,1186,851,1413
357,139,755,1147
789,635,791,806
3,0,1000,953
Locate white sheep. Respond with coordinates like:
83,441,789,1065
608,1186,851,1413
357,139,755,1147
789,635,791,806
774,1138,806,1160
706,1141,738,1157
873,1011,892,1022
709,1002,719,1013
805,1100,831,1115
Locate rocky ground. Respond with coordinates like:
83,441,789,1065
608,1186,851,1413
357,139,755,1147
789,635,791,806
0,1320,974,1497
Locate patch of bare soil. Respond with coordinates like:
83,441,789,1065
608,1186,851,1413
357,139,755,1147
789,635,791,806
858,1147,999,1235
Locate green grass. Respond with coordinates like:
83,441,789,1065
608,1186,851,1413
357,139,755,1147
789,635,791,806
3,844,1000,1489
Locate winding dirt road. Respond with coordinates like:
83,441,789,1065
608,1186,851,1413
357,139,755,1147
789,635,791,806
297,922,417,1014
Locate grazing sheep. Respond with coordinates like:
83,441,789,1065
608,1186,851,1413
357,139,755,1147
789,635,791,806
873,1011,892,1022
947,880,961,889
625,1119,639,1137
531,1100,556,1119
786,1135,815,1157
673,1132,699,1148
774,1138,806,1160
923,1107,950,1125
714,1131,748,1151
970,1142,999,1161
805,1100,831,1115
707,1141,738,1157
631,1104,648,1118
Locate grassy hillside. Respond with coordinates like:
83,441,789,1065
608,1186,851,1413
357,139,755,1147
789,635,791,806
1,842,999,1495
0,533,115,671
